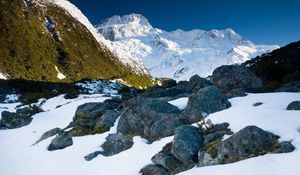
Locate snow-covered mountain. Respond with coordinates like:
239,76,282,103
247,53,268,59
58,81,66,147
96,14,279,80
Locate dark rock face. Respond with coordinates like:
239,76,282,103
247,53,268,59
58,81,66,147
100,133,133,156
181,86,231,124
203,132,224,146
286,101,300,110
189,74,212,93
198,126,280,166
171,125,204,165
272,141,295,153
140,164,169,175
0,105,43,129
48,134,73,151
161,79,177,88
276,81,300,92
211,65,264,93
117,97,182,141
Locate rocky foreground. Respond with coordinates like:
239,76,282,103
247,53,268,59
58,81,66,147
0,65,300,175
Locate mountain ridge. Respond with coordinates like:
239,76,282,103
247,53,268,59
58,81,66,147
96,13,279,80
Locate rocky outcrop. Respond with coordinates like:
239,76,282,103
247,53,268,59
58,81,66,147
181,86,231,123
117,97,183,141
286,101,300,110
161,79,177,88
140,165,169,175
211,65,264,93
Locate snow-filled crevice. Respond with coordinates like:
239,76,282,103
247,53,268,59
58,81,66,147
45,16,60,42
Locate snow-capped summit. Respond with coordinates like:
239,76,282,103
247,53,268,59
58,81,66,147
96,13,157,41
96,13,279,80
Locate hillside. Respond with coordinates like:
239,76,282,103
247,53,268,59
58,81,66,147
0,0,154,88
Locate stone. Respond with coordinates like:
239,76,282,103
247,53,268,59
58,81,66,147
203,132,224,146
253,102,263,107
117,97,182,141
224,88,247,99
33,127,63,145
0,111,33,129
181,86,231,124
198,126,280,166
189,74,212,93
48,134,73,151
286,101,300,110
140,164,169,175
171,125,204,165
211,65,264,93
100,133,133,156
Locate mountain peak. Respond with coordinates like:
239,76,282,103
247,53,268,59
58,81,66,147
98,13,151,27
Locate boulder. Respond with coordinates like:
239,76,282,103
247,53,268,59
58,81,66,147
48,134,73,151
181,86,231,124
189,74,212,93
100,133,133,156
203,132,224,146
276,81,300,92
117,97,182,141
140,165,169,175
161,79,177,88
198,126,280,166
211,65,264,93
143,87,189,99
286,101,300,110
171,125,204,165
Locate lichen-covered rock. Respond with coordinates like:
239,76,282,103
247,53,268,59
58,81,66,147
171,125,204,165
286,101,300,110
33,127,63,145
140,164,169,175
48,134,73,151
117,97,182,141
198,126,280,166
224,88,247,99
100,133,133,156
73,102,106,127
181,86,231,123
211,65,264,93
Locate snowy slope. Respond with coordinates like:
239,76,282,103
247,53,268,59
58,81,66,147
1,93,300,175
96,14,279,80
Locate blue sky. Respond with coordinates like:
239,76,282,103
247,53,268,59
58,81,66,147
69,0,300,46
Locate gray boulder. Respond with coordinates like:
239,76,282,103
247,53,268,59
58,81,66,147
117,97,183,141
140,165,169,175
189,74,212,93
211,65,264,93
33,127,63,145
286,101,300,110
224,88,247,99
100,133,133,156
181,86,231,124
48,134,73,151
198,126,279,166
171,125,204,165
143,87,189,99
203,132,224,146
